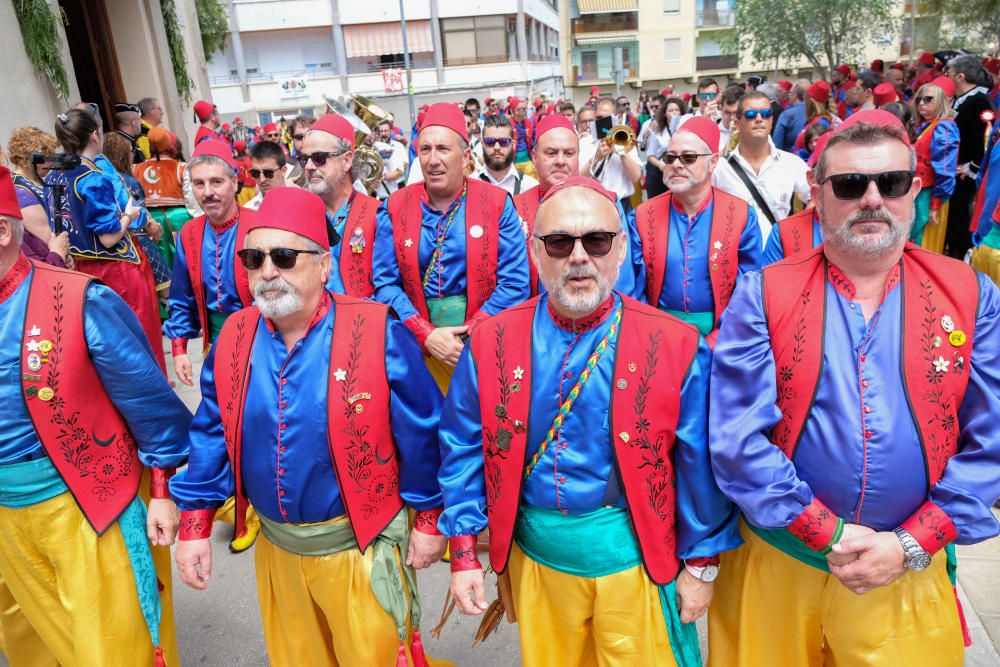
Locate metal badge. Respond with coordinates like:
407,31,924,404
38,387,54,402
469,225,484,239
26,354,42,372
941,315,955,333
948,330,967,347
616,379,627,390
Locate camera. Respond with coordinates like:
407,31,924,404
30,152,81,170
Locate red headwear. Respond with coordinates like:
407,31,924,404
540,175,616,205
534,114,575,142
222,123,231,131
245,187,330,251
419,102,469,142
807,81,831,104
871,59,884,73
891,62,906,71
508,97,523,113
918,52,935,67
931,75,956,98
681,92,692,102
191,139,236,170
234,116,242,124
233,140,247,153
807,108,910,168
776,80,793,91
836,64,852,78
0,166,23,220
263,122,278,134
987,59,1000,75
873,83,898,107
533,98,543,109
590,86,600,95
675,115,720,153
193,100,215,122
311,114,355,145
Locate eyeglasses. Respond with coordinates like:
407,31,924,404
741,109,773,120
483,137,513,148
661,152,713,165
819,170,915,200
297,151,345,168
698,92,718,100
915,95,936,105
249,168,278,179
237,247,322,270
293,133,307,141
266,133,279,139
533,231,617,258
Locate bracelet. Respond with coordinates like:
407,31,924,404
820,517,846,555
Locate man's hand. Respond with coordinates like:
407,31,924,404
48,231,70,260
828,531,907,595
173,353,194,386
450,569,489,615
406,530,447,570
676,568,713,623
825,523,875,567
146,498,180,546
145,219,163,242
424,326,468,366
594,141,613,161
175,538,213,590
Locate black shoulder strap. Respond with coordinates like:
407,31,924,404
726,154,778,227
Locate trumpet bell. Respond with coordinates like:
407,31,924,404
605,124,637,153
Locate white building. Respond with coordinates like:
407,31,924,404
208,0,563,127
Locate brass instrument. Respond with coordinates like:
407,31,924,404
323,94,388,194
605,124,637,154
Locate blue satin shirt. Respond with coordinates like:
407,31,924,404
761,212,824,266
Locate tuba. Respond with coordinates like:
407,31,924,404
323,94,388,194
605,124,637,154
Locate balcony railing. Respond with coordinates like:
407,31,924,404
443,54,509,67
571,15,638,34
695,54,738,71
696,8,735,27
572,62,639,83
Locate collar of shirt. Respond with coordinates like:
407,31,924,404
0,253,31,305
733,136,780,166
546,293,615,333
827,260,901,305
953,86,991,109
671,189,714,219
419,180,466,215
208,206,241,233
480,164,520,189
262,289,332,335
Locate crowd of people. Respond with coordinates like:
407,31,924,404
0,48,999,667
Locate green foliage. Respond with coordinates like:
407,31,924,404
161,0,194,103
725,0,899,77
196,0,230,62
924,0,1000,52
12,0,70,99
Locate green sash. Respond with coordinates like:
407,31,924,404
665,309,714,336
982,224,1000,250
207,310,231,345
427,295,467,328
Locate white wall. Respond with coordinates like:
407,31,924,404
233,0,332,32
240,28,337,75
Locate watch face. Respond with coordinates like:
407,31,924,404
908,552,932,571
701,565,720,582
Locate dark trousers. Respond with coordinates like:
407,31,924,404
945,177,976,259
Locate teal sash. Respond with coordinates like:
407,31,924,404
427,295,467,328
665,309,714,337
982,224,1000,250
207,309,231,344
0,458,162,647
515,505,701,667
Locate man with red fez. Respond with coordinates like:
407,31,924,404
439,176,739,666
514,113,645,298
373,102,530,392
794,81,836,152
631,115,760,343
870,59,884,73
0,165,190,665
299,113,380,298
873,82,898,108
831,64,853,107
915,52,939,89
193,100,223,146
505,97,537,178
171,187,449,667
708,120,1000,666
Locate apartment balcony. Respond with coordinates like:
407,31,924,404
571,62,639,84
696,8,734,29
571,13,638,35
695,54,738,72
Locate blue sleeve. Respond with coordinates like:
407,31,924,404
761,224,786,265
930,121,960,200
774,113,791,152
168,343,235,510
372,201,419,322
162,233,201,341
84,284,190,469
76,173,123,236
676,337,742,558
437,345,487,536
933,274,1000,544
385,318,445,510
709,272,814,529
737,206,762,276
122,174,148,230
481,197,530,315
618,206,647,301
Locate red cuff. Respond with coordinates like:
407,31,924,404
171,338,189,356
448,535,482,573
149,467,175,499
414,507,444,535
685,556,720,567
930,197,942,211
404,316,435,349
787,497,839,552
463,309,492,333
178,509,216,540
900,500,957,555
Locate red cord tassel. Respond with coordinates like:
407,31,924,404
953,586,973,647
395,641,408,667
154,646,167,667
410,629,430,667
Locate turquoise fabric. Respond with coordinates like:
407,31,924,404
0,458,68,507
982,225,1000,250
910,189,932,244
665,309,714,336
514,505,701,667
427,295,467,328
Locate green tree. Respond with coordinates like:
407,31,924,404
925,0,1000,52
724,0,900,77
195,0,230,61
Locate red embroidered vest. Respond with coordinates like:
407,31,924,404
471,295,700,585
914,119,947,189
179,208,255,351
512,185,541,296
762,244,977,486
212,297,402,550
776,209,817,259
337,192,378,298
636,188,748,329
20,261,142,535
386,178,506,321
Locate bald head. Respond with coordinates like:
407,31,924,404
532,127,580,191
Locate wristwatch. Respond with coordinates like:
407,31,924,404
893,527,931,571
685,564,720,582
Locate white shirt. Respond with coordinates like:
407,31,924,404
579,135,643,201
477,163,538,196
373,140,408,200
712,138,811,241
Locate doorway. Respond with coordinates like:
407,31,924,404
58,0,126,128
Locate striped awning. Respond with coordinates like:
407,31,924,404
578,0,638,14
575,32,638,46
343,21,433,57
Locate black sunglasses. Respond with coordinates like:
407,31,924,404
915,95,936,105
297,151,345,168
819,170,915,200
662,152,713,165
533,232,617,258
237,247,322,270
483,137,512,148
249,168,278,179
742,109,773,120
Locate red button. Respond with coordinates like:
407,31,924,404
278,468,285,475
280,423,287,430
865,430,873,438
864,406,872,414
279,446,286,453
281,378,288,385
859,354,867,362
559,477,566,483
861,380,869,388
278,490,285,496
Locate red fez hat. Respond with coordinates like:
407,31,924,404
872,83,897,107
420,102,469,142
540,175,616,206
681,92,692,102
533,97,543,107
245,188,330,251
891,62,905,71
807,81,831,104
534,114,575,142
254,126,262,133
590,86,600,94
0,166,23,220
931,75,956,98
222,123,231,130
419,104,430,113
192,139,235,169
234,116,242,123
777,80,793,91
508,97,523,111
807,108,910,168
263,122,278,134
416,112,426,128
918,52,935,67
484,97,493,105
193,100,215,122
311,114,355,145
987,59,1000,75
871,59,885,72
836,65,851,78
676,115,720,153
233,140,247,153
